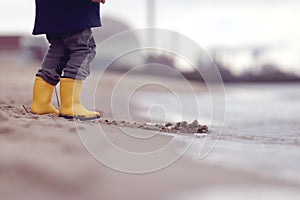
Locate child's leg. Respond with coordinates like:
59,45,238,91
31,35,69,115
37,35,70,86
61,28,96,80
58,28,100,120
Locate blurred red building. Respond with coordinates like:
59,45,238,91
0,35,47,63
0,36,21,52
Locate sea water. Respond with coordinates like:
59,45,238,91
134,83,300,185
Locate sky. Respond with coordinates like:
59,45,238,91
0,0,299,73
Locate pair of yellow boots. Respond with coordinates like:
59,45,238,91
31,76,100,120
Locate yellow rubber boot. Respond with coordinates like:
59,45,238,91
30,76,59,115
59,78,100,120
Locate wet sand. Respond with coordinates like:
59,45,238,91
1,63,300,200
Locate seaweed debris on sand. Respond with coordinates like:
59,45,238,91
99,119,208,134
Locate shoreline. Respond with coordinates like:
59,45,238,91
1,102,300,200
1,63,300,199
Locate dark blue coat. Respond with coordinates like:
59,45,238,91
33,0,101,35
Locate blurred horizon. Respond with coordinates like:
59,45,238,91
0,0,299,77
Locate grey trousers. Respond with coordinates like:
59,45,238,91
37,28,96,86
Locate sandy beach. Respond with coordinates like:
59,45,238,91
1,62,300,200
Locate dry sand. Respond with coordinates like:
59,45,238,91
1,63,299,200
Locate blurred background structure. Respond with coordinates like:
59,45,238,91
0,0,299,82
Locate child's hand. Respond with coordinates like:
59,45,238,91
91,0,106,4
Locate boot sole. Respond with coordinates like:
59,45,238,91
59,114,100,121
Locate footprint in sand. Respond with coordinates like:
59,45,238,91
0,111,9,122
0,125,14,134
